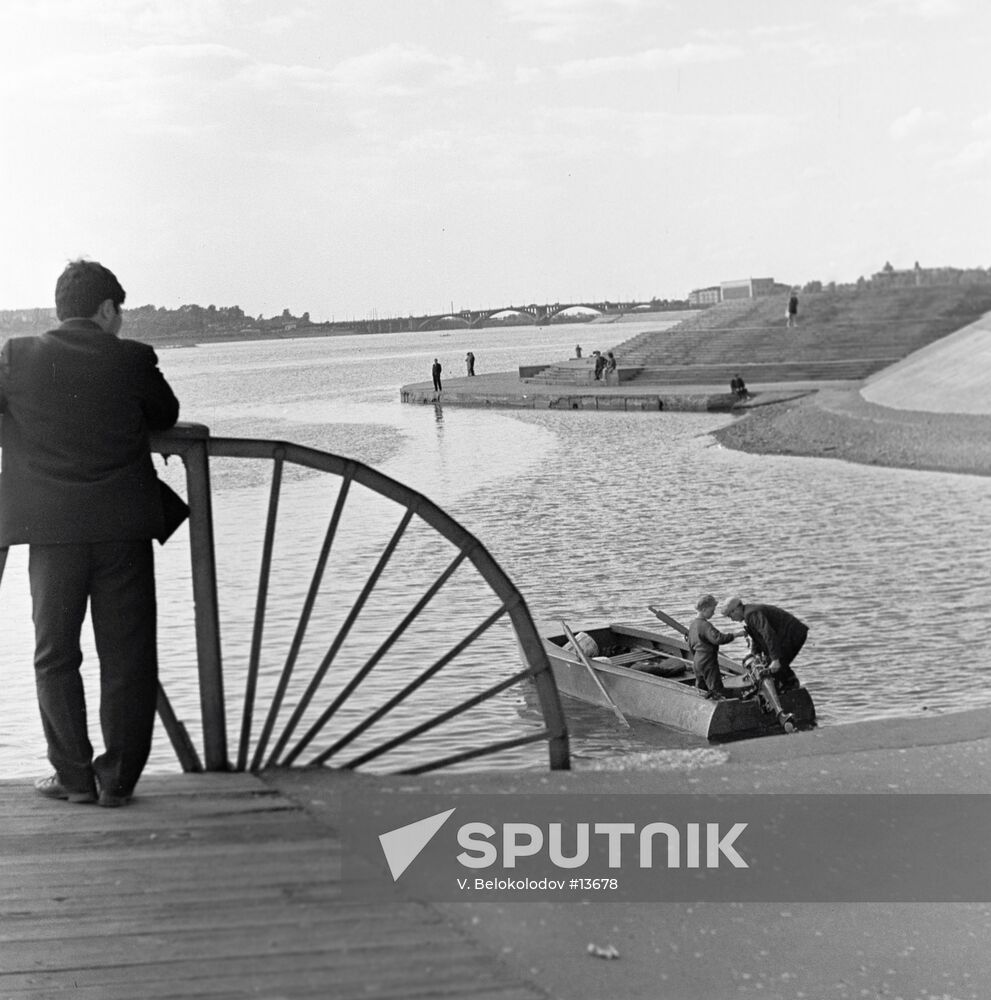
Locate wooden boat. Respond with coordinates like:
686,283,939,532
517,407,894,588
539,620,816,740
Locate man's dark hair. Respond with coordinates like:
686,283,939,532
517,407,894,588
55,260,126,320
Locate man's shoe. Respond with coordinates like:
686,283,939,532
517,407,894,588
98,788,132,808
34,773,96,804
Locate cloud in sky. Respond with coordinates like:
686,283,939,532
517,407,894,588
502,0,647,42
533,104,782,160
5,0,240,36
557,43,743,79
848,0,965,20
889,107,947,141
330,43,489,98
1,41,341,142
936,139,991,173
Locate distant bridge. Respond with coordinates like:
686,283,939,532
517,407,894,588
413,301,641,331
321,300,677,336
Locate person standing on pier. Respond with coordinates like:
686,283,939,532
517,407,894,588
432,357,443,392
0,260,181,807
787,291,799,328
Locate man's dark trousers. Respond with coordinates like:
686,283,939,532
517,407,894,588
29,540,158,797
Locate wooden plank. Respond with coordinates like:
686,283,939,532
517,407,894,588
0,948,542,999
607,649,661,666
0,905,438,942
0,773,267,800
0,776,545,1000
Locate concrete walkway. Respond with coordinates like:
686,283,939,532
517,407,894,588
269,706,991,1000
400,370,858,413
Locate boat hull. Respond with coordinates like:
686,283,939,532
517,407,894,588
540,623,816,740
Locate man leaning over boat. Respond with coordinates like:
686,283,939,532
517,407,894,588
720,595,809,693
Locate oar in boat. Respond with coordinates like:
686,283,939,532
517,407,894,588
647,604,688,636
559,619,630,728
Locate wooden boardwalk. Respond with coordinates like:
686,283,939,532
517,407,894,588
0,774,545,1000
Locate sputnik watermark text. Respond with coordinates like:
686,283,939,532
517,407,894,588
456,821,748,869
341,793,991,902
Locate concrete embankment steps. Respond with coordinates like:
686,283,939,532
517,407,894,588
623,359,896,384
525,357,896,386
524,287,991,389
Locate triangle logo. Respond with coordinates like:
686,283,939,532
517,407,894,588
379,808,456,881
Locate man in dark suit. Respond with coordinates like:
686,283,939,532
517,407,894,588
0,261,180,807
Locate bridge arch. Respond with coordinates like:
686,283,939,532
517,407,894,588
416,314,472,331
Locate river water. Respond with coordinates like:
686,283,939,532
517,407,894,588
2,319,989,775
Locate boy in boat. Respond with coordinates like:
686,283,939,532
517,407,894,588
720,596,808,693
687,594,745,699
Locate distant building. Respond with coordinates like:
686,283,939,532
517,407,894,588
720,277,780,300
870,261,991,288
872,261,922,286
688,286,721,307
689,277,783,305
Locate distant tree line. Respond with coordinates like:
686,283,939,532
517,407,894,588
0,303,323,345
800,263,991,295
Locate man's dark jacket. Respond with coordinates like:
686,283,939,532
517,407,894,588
0,320,180,546
741,603,808,664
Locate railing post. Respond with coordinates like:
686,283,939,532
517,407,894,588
154,422,228,771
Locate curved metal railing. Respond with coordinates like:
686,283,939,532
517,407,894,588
145,423,570,774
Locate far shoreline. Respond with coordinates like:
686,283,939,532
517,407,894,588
712,387,991,479
401,364,991,480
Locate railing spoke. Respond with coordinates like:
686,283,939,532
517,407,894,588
250,466,355,771
304,605,508,766
156,684,204,773
337,668,531,770
269,504,417,766
399,730,555,775
266,548,470,769
237,449,284,771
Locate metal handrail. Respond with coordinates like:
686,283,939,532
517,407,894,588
150,422,571,773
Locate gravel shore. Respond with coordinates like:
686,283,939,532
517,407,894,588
713,387,991,477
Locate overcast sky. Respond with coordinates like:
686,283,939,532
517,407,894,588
2,0,988,320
